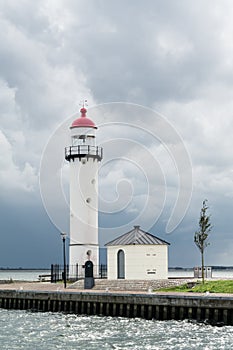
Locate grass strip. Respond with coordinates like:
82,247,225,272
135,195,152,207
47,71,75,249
158,280,233,293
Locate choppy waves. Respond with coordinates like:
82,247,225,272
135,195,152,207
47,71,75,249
0,309,233,349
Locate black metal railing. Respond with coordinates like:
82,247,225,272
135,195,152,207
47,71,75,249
65,145,103,161
51,264,107,283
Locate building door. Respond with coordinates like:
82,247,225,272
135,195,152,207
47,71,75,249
117,249,125,279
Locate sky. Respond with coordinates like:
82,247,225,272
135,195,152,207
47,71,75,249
0,0,233,268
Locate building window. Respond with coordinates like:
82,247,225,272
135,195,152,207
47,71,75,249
117,250,125,279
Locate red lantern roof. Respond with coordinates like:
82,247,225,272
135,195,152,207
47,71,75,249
71,108,97,129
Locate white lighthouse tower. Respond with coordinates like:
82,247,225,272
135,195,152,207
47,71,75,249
65,106,103,274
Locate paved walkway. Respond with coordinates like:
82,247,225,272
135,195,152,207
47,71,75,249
0,279,192,293
0,281,233,298
0,282,68,292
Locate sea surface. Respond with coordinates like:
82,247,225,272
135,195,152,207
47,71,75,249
0,269,232,281
0,270,233,349
169,269,233,279
0,269,50,281
0,309,232,350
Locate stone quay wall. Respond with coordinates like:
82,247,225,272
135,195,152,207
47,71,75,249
0,287,233,326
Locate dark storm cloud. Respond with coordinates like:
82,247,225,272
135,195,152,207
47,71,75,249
55,0,229,105
0,0,233,267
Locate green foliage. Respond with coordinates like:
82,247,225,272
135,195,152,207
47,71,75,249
194,199,212,253
159,283,193,292
159,280,233,293
194,199,212,283
159,284,191,292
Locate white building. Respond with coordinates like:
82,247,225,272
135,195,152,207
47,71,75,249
65,107,103,271
105,226,170,280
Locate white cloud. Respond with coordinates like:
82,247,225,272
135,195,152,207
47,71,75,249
0,130,37,193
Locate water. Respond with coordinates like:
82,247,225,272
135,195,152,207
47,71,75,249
0,269,232,281
0,309,232,350
0,270,233,349
0,270,50,281
168,269,233,279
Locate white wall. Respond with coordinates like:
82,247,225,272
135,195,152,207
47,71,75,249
69,156,99,267
107,244,168,280
68,125,100,270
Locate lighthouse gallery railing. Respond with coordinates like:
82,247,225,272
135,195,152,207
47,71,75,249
65,145,103,161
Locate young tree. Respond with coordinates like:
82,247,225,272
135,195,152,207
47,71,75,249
194,199,212,284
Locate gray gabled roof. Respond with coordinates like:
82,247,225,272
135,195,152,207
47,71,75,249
105,226,170,246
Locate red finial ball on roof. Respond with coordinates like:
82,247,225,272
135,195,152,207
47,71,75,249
80,107,87,115
71,107,97,129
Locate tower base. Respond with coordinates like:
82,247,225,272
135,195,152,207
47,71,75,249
69,244,99,278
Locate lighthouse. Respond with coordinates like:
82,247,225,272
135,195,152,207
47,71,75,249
65,107,103,275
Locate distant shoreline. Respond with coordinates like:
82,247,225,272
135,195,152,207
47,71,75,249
0,266,233,271
169,266,233,271
0,268,50,271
